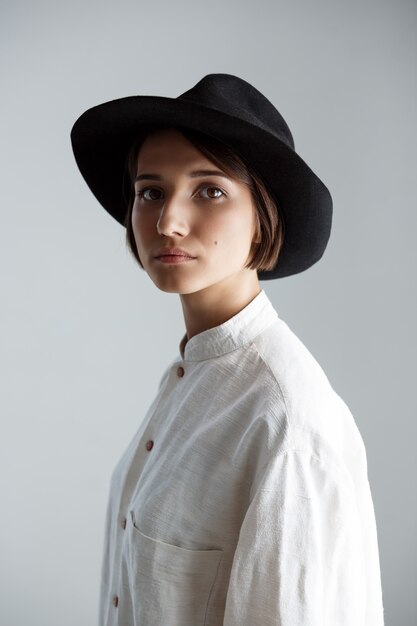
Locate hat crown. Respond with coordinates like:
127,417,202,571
178,73,295,150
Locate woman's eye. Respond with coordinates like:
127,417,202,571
136,187,162,201
198,186,225,199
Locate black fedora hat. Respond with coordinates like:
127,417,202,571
70,73,333,280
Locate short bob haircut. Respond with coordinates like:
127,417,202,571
124,124,285,273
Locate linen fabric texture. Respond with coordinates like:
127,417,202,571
98,289,384,625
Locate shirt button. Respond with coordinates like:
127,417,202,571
120,517,127,529
177,366,184,377
146,440,154,451
112,594,119,608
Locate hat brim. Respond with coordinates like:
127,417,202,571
70,95,332,280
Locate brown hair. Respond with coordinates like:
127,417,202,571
123,124,284,273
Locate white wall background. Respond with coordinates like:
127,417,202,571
1,0,416,624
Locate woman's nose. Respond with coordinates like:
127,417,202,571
156,194,190,237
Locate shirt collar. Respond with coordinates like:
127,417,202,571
179,288,279,362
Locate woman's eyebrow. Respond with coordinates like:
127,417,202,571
134,169,232,182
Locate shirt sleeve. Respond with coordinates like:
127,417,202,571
222,447,369,626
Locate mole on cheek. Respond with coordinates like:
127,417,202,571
214,241,218,245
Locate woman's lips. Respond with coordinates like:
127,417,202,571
156,255,196,264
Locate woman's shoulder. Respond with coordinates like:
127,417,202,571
252,317,366,463
253,316,333,399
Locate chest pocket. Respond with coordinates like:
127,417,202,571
125,510,224,626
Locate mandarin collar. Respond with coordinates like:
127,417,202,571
178,289,278,362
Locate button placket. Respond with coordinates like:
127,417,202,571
112,364,175,617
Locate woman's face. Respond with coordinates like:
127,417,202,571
131,128,259,295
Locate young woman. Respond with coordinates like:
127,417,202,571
71,73,384,626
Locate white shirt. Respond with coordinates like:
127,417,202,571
98,288,384,625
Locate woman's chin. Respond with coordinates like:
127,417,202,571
148,273,203,295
